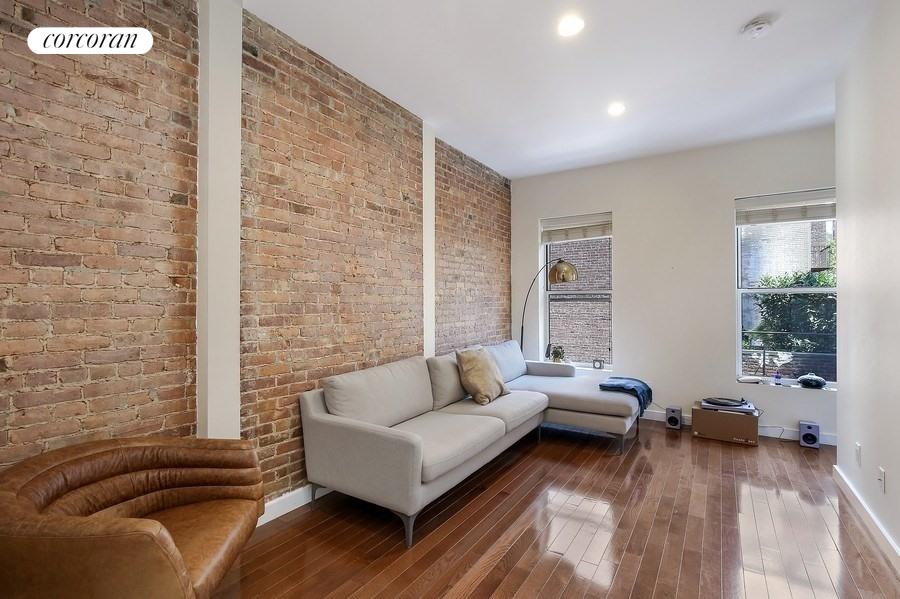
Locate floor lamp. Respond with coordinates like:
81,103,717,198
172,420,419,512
519,258,578,355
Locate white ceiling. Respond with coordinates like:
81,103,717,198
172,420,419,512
244,0,875,179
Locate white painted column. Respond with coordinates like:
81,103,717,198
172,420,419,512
197,0,242,438
422,124,436,357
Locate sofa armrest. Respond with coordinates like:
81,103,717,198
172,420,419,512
0,509,194,599
300,393,424,514
525,360,577,377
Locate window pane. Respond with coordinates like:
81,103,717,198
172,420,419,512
738,219,836,288
548,237,611,292
740,292,836,381
548,293,612,365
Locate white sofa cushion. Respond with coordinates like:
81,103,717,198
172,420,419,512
322,356,433,427
507,374,638,418
438,390,548,432
391,412,505,482
426,353,467,409
486,340,527,383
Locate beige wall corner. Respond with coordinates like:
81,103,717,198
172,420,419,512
836,0,900,554
198,0,243,438
423,123,437,357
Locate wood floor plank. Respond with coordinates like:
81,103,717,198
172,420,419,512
674,441,710,599
445,440,610,598
629,435,690,599
758,442,816,599
699,441,723,599
732,446,766,599
373,437,582,599
650,432,696,599
212,423,900,599
389,438,595,599
719,445,746,599
430,434,615,599
336,436,567,598
502,436,655,599
466,436,629,599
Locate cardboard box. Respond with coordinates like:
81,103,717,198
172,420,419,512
691,401,759,446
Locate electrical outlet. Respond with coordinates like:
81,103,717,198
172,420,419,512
877,467,886,494
856,442,862,467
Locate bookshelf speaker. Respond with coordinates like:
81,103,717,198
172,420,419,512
799,421,820,448
666,407,682,430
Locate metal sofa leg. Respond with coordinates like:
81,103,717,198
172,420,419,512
615,418,640,454
310,483,323,503
391,510,420,548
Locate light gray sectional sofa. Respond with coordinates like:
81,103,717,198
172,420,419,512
298,340,640,546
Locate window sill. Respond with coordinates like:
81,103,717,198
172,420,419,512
574,365,613,374
737,378,837,392
539,361,612,373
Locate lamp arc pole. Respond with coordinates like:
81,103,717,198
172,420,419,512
519,258,565,354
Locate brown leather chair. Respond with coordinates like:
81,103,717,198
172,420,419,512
0,436,263,599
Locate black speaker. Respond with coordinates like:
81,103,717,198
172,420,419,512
799,420,820,448
666,406,682,430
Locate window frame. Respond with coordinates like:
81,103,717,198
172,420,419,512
543,235,613,369
734,217,837,385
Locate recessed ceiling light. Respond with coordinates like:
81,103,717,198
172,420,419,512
607,101,626,117
557,14,584,37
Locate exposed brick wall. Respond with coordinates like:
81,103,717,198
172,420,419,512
434,139,510,355
241,13,423,500
0,0,198,466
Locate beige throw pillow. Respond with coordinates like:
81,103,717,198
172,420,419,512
456,347,509,405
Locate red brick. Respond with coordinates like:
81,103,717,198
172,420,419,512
13,387,82,409
0,0,199,465
434,140,511,354
15,251,82,267
45,335,110,352
9,419,82,444
240,14,423,501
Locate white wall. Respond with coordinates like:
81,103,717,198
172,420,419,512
835,0,900,553
512,126,837,441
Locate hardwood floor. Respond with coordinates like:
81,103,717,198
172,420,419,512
213,422,900,598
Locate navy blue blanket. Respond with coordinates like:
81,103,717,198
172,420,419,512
599,377,652,416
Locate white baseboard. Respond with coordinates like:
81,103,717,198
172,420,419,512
640,409,837,445
833,465,900,575
257,483,330,526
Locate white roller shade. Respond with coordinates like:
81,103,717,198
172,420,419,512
735,188,836,226
541,212,612,243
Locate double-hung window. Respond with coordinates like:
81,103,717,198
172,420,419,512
735,189,837,383
541,213,613,367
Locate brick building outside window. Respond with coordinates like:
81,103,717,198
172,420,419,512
546,237,612,366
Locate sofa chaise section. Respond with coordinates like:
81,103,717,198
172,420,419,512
489,340,641,451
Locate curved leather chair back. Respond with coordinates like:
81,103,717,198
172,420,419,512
0,436,263,599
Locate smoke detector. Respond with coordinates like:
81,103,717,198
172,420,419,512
741,15,775,39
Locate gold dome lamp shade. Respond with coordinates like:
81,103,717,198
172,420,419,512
547,259,578,284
